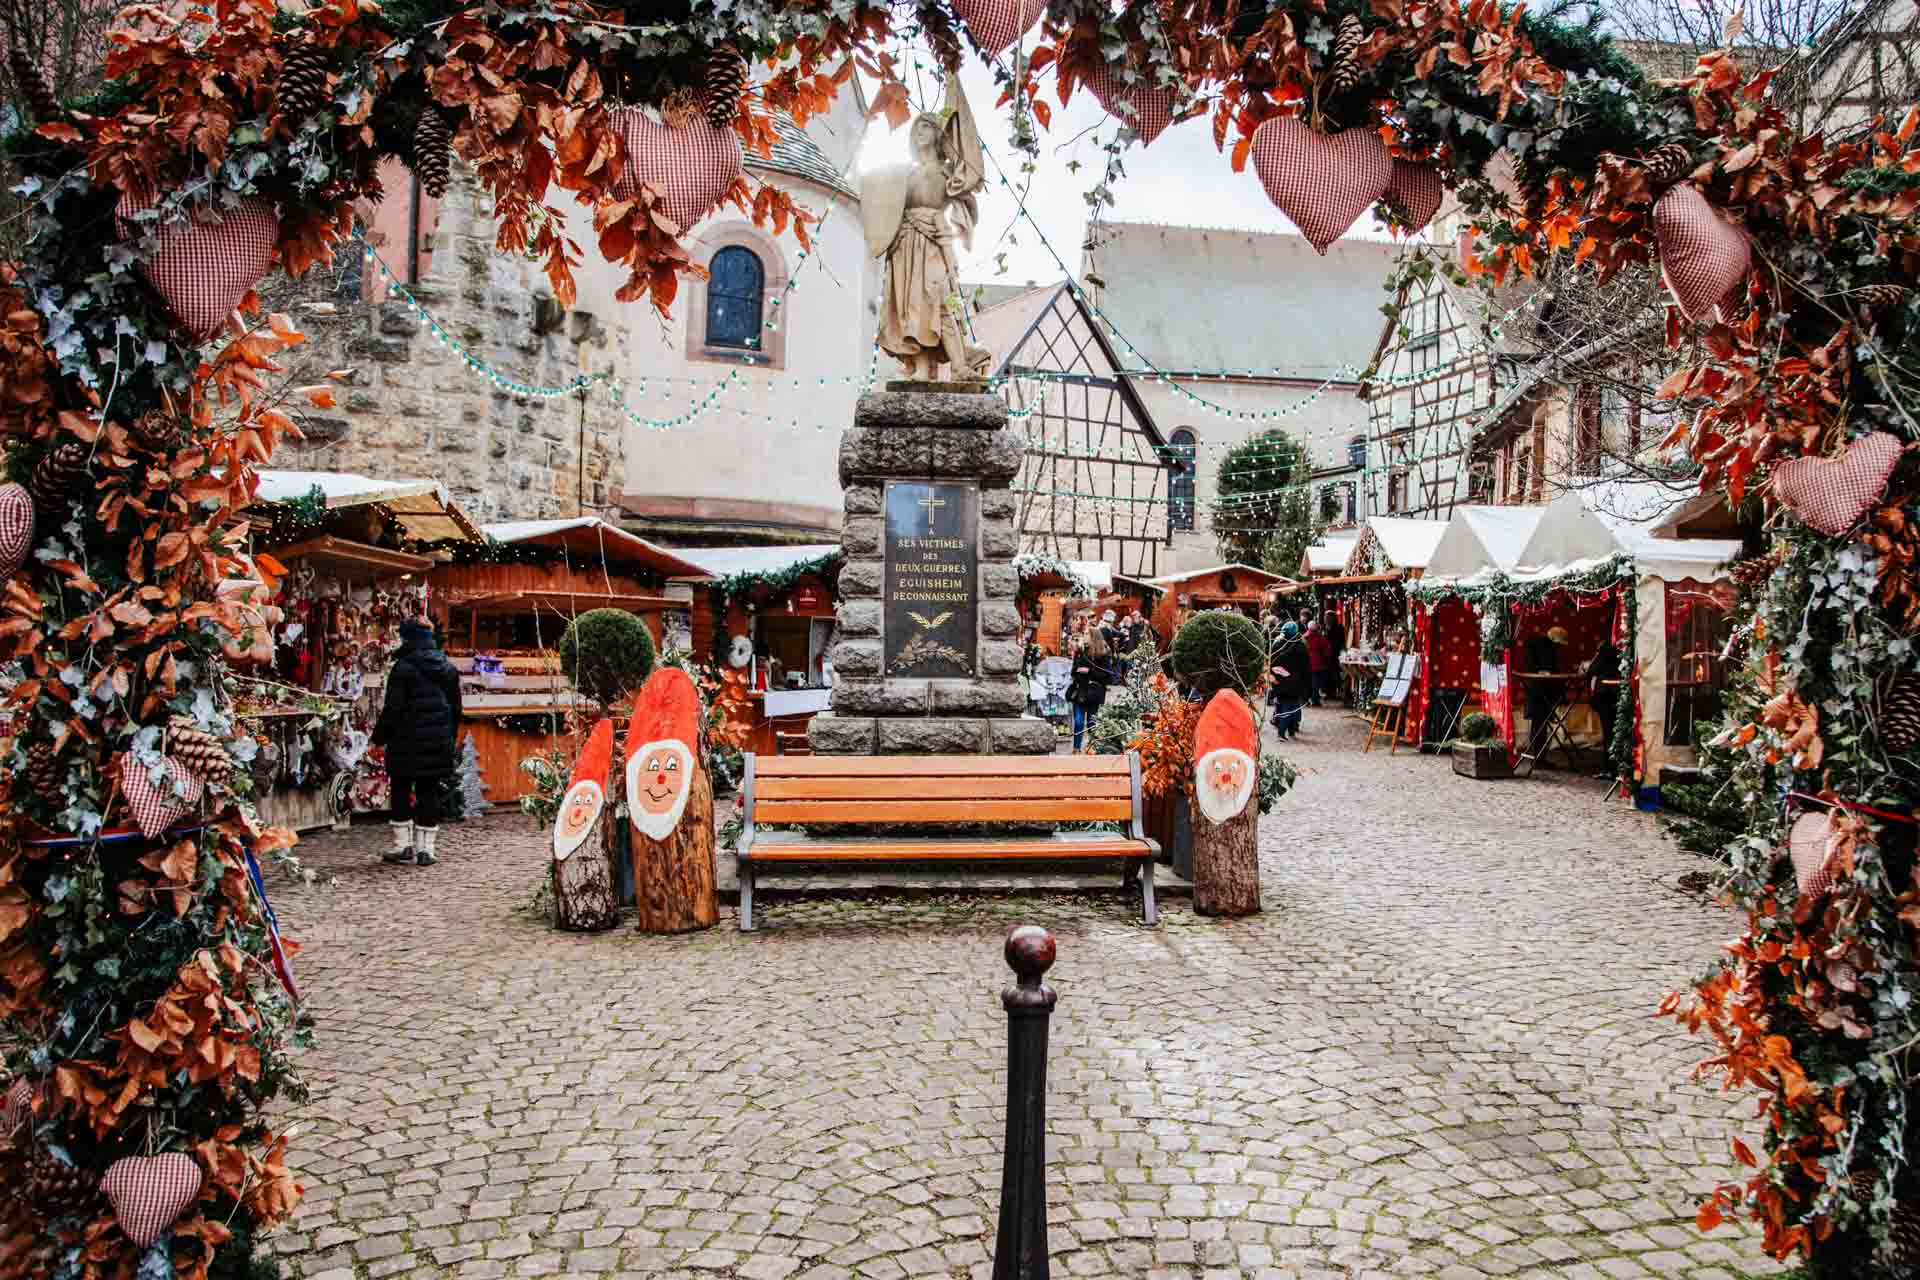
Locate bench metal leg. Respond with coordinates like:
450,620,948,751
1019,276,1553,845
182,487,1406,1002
739,860,755,932
1140,857,1157,925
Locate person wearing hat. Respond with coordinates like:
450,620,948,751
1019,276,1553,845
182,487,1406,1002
1268,620,1311,740
372,617,463,866
1521,625,1569,759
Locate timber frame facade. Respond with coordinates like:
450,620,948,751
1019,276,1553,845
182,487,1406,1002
989,284,1176,578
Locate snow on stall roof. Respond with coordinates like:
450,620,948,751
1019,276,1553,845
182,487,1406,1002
253,470,442,506
1305,534,1360,573
669,544,843,579
481,518,710,577
1366,517,1449,571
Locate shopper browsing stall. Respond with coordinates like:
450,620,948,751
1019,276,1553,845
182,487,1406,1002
372,619,463,867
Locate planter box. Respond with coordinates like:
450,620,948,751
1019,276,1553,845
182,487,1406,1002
1452,741,1511,779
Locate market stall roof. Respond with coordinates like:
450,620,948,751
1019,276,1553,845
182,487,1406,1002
1144,563,1294,589
1346,517,1449,575
1302,534,1360,576
252,469,481,543
1417,554,1625,595
670,544,842,582
481,517,710,579
270,535,435,580
1113,573,1164,598
1272,570,1401,597
1576,480,1741,580
447,588,684,615
1425,505,1550,578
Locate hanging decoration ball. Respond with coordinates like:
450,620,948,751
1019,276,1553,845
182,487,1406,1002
951,0,1046,57
1381,159,1444,234
702,42,748,132
102,1152,204,1249
1080,63,1175,147
274,39,331,124
609,106,743,235
1638,141,1694,186
8,43,58,125
413,108,453,200
115,194,279,342
1250,115,1393,255
1653,184,1752,324
1770,430,1902,538
0,481,32,577
1880,675,1920,754
1852,283,1913,312
1326,14,1368,96
29,442,87,512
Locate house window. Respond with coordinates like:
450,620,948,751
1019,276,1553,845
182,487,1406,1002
705,246,764,349
1665,580,1735,745
1168,429,1197,531
1347,435,1367,470
1575,383,1603,476
1387,469,1408,514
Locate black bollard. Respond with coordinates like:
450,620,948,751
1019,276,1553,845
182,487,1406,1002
993,924,1057,1280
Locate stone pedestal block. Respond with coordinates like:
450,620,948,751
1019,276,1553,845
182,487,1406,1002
807,714,877,755
832,680,931,716
839,560,882,599
991,718,1060,755
879,719,987,754
931,680,1027,717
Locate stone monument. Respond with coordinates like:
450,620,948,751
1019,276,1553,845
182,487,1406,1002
807,387,1053,756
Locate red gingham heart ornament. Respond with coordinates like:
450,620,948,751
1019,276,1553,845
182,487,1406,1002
103,1152,203,1248
952,0,1045,56
1250,116,1393,255
1788,811,1839,900
120,755,204,840
1081,64,1176,147
1383,160,1443,233
1772,431,1902,537
1654,185,1751,323
117,196,278,342
610,108,743,235
0,482,32,577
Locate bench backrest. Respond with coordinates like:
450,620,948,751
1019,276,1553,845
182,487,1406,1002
744,753,1143,828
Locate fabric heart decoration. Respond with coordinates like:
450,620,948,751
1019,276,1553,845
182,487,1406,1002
0,482,32,577
610,108,743,235
1250,116,1393,255
103,1152,204,1248
1788,811,1840,900
1081,65,1175,147
1654,184,1751,323
120,755,205,840
952,0,1045,56
1383,160,1443,233
1771,431,1902,537
117,196,278,342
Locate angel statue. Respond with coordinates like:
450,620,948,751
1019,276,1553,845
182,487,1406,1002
863,76,994,382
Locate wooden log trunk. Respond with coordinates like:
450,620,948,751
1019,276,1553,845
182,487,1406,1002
554,772,620,933
632,766,718,933
1193,791,1260,917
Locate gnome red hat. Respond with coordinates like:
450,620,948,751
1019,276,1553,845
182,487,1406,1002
553,718,615,862
1193,690,1258,823
626,668,702,840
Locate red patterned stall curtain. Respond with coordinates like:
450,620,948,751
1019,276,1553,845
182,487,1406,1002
1408,603,1433,735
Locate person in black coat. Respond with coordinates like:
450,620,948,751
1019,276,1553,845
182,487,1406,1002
373,618,463,866
1067,630,1115,751
1268,621,1311,740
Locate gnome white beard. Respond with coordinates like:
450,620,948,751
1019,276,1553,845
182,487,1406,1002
1194,748,1256,823
552,779,604,863
627,741,695,840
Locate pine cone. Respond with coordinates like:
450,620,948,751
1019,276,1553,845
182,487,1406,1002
168,719,233,785
24,1146,95,1217
1891,1197,1920,1268
702,42,747,132
128,410,179,453
30,442,87,511
8,45,57,125
1881,674,1920,754
414,109,452,200
1853,284,1912,312
1729,546,1783,589
1326,15,1367,95
1639,141,1693,185
276,41,331,123
24,742,61,796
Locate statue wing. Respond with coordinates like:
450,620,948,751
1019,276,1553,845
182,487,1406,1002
860,164,911,259
940,76,986,199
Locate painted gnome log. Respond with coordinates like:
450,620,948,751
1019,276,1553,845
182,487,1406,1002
626,668,718,933
552,718,620,932
1192,690,1261,916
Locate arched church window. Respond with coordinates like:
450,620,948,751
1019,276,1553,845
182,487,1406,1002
706,246,764,349
1168,429,1197,531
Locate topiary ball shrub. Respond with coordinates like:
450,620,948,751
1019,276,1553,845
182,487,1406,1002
558,608,656,707
1461,712,1497,745
1172,609,1267,698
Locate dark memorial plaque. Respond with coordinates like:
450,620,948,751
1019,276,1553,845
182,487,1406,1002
883,481,978,678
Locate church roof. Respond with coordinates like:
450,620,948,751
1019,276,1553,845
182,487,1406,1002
1084,223,1398,381
748,116,858,199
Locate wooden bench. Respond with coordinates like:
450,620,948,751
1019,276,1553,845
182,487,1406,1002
736,753,1160,930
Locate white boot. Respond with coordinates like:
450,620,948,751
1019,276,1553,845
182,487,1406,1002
414,825,439,866
384,821,414,864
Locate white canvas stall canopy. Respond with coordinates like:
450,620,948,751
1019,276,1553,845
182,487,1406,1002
252,469,481,545
1301,533,1360,577
1345,517,1449,577
1423,503,1553,579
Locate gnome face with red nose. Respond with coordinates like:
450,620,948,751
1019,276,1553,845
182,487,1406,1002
1193,690,1258,824
626,668,702,841
553,718,615,862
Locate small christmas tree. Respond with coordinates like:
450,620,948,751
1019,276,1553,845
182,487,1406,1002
451,731,489,820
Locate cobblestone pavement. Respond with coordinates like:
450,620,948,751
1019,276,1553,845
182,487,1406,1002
270,708,1783,1280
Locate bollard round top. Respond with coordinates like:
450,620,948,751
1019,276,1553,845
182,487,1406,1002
1004,925,1056,980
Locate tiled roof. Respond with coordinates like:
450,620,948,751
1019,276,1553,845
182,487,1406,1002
747,116,858,199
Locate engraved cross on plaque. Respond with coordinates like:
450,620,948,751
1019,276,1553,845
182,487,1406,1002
917,493,947,534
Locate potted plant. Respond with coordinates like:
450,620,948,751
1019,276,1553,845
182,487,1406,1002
1452,712,1510,779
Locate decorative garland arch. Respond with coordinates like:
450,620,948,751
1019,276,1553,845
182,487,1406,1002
1,0,1917,1274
